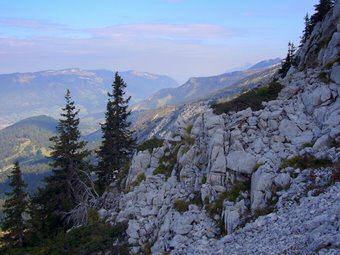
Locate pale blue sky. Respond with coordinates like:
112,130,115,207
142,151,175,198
0,0,317,81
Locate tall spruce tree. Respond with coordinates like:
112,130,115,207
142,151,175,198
1,162,28,248
34,89,90,235
96,72,134,192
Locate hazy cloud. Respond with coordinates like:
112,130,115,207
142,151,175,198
88,23,236,43
0,18,68,31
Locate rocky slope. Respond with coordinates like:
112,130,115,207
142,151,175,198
99,3,340,255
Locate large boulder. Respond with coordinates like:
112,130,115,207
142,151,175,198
279,119,302,142
222,200,248,234
251,167,275,211
226,151,257,174
126,150,151,186
301,86,332,114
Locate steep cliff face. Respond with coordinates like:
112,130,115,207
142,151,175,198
99,3,340,254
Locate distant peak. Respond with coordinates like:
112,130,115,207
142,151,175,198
248,58,281,70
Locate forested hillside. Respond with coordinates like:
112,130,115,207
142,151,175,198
0,115,56,183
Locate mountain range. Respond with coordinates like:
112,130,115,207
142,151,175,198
0,58,281,192
132,58,281,110
0,69,179,132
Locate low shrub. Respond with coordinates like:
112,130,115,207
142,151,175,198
88,208,100,224
129,173,146,188
324,57,340,69
212,81,283,115
190,191,203,207
184,135,195,145
153,147,179,178
280,154,333,169
318,72,330,84
137,137,164,152
206,180,251,217
153,164,171,177
185,124,193,135
301,142,315,149
225,181,250,202
253,163,263,171
173,199,189,213
143,242,152,255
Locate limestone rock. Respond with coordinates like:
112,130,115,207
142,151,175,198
226,151,257,174
251,167,274,211
330,64,340,84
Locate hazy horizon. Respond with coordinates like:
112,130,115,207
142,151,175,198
0,0,317,81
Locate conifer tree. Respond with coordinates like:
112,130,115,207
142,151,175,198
300,13,312,46
1,162,28,248
34,89,90,235
310,0,334,26
96,72,134,192
279,42,297,78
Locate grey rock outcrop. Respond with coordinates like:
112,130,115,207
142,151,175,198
98,4,340,254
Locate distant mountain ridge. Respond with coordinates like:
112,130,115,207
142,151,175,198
132,58,281,111
0,68,179,130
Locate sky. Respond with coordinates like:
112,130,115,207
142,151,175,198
0,0,318,82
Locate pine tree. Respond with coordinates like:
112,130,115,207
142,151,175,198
34,89,90,235
1,162,28,248
96,72,134,192
300,13,311,46
310,0,334,26
279,42,297,78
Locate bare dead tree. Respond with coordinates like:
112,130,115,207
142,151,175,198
62,168,100,227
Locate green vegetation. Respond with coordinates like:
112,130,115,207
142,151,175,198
1,75,135,253
32,90,91,236
153,164,171,177
253,163,263,171
1,222,129,255
143,242,152,255
319,36,333,49
173,199,189,213
225,181,251,202
153,147,179,178
137,137,164,152
190,192,203,207
301,142,315,149
212,81,283,115
184,135,195,145
330,138,340,148
324,57,340,69
206,181,250,217
0,162,28,248
0,115,56,186
318,72,331,84
183,124,195,145
280,154,333,169
278,42,297,78
184,124,193,135
129,173,146,188
96,72,135,192
252,206,275,219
